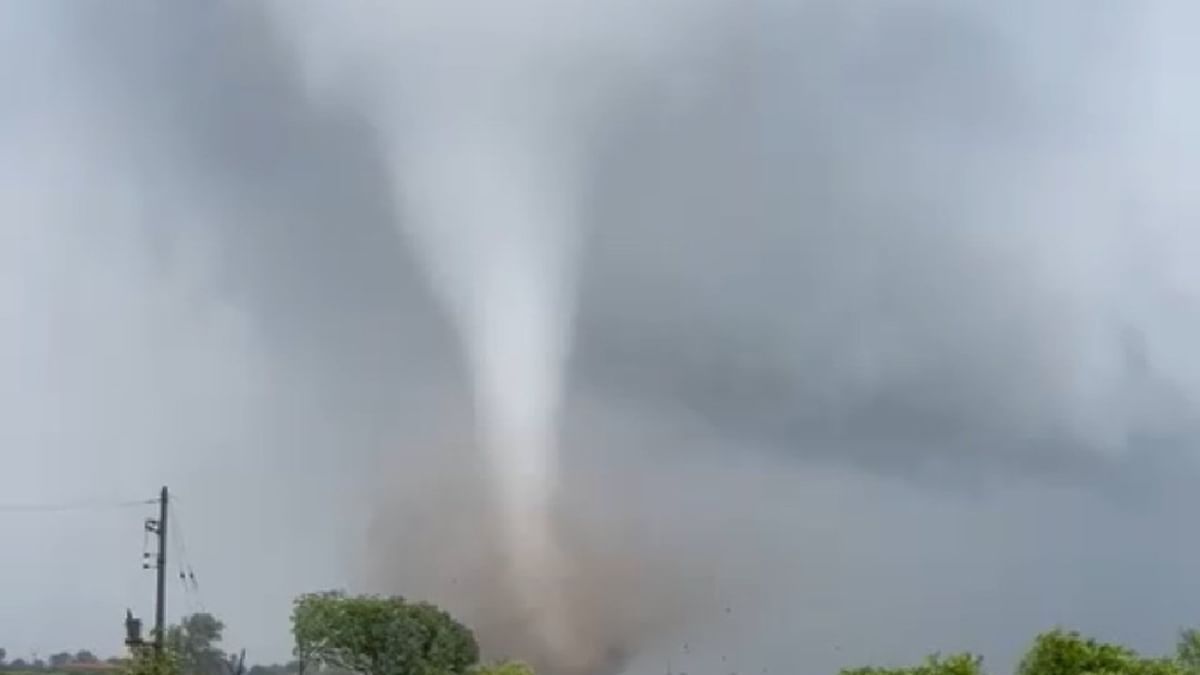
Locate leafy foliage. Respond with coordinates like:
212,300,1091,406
1016,629,1185,675
122,649,182,675
292,591,479,675
840,652,986,675
1177,630,1200,675
24,608,1200,675
843,629,1196,675
468,662,536,675
167,613,229,675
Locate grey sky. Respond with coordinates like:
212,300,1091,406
2,1,1200,674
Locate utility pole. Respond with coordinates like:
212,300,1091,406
144,486,169,655
155,485,168,654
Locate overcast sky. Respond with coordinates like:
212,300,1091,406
3,2,1200,674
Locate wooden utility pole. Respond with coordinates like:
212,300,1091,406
153,486,169,654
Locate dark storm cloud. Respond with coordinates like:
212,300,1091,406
61,1,467,431
64,0,1199,487
570,0,1200,484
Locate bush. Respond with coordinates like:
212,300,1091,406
292,591,479,675
122,650,181,675
1017,629,1185,675
469,662,536,675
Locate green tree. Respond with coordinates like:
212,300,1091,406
123,650,181,675
468,662,535,675
168,613,227,675
50,653,73,669
0,647,7,667
840,653,985,675
1177,630,1200,674
292,591,479,675
75,652,98,664
1017,629,1185,675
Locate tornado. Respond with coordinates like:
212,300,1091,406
266,1,727,670
394,104,587,666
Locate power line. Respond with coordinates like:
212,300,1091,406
0,498,155,513
169,500,203,612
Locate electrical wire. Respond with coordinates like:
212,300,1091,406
1,492,214,620
170,501,198,590
0,497,156,513
168,499,206,614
